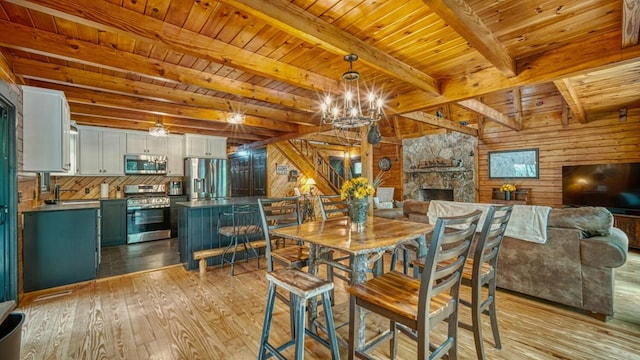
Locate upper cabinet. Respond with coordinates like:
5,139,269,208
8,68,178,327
166,135,185,176
22,86,71,172
51,132,77,176
126,133,167,155
185,134,227,158
78,127,126,176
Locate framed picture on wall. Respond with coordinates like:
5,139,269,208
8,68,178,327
276,165,288,175
488,148,539,179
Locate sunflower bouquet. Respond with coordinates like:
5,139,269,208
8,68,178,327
340,176,376,200
500,183,516,192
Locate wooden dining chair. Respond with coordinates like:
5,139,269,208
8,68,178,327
318,194,349,220
257,197,309,273
347,210,482,360
317,194,352,285
412,205,513,360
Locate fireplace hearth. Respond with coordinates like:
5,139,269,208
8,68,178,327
420,188,454,201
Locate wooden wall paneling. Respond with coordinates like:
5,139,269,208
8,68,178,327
373,143,403,201
478,110,640,208
267,144,304,198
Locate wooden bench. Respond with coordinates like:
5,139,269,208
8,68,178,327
193,240,268,274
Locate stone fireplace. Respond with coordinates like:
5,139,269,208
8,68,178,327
403,133,476,202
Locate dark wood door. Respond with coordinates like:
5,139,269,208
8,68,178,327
230,154,250,197
252,149,267,196
230,149,266,197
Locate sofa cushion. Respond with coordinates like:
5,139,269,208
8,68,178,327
547,207,613,237
402,199,429,217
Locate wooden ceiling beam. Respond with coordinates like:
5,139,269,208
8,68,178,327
553,78,587,123
13,57,315,127
457,99,520,130
623,0,640,48
27,80,301,133
71,115,255,144
400,112,477,137
0,19,318,112
69,103,283,139
218,0,440,95
5,0,337,92
421,0,516,77
393,30,640,113
513,88,523,124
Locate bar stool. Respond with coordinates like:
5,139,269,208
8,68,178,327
219,204,262,276
258,268,340,360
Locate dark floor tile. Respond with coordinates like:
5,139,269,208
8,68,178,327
97,238,180,279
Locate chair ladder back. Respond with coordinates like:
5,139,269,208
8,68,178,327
318,194,348,220
418,210,482,321
258,197,303,272
473,206,512,280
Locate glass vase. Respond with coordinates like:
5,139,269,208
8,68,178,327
505,191,511,200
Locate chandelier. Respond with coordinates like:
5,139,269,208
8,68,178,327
321,54,383,130
149,120,169,137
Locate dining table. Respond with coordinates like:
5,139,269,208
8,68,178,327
269,215,434,348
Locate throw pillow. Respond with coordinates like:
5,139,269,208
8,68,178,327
548,207,613,237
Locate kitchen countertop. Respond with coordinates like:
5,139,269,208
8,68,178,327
175,196,263,208
24,200,101,212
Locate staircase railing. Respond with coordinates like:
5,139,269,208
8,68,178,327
289,139,345,192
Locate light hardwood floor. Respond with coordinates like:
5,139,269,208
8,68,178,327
16,251,640,359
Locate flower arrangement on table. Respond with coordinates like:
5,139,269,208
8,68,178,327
340,176,375,200
500,183,516,192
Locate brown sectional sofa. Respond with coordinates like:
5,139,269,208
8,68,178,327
377,200,629,320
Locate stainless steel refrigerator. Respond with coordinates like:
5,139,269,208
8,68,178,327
184,158,229,200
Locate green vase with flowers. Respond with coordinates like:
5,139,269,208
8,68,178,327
341,176,376,228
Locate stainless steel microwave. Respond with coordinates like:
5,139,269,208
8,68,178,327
124,154,168,175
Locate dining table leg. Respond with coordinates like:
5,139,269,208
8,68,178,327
350,252,372,351
307,243,319,334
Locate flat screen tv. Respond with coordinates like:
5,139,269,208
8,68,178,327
562,162,640,216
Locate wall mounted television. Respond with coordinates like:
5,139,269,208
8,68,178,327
562,162,640,216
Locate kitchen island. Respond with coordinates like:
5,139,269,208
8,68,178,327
176,197,263,270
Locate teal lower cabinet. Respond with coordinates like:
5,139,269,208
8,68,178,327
23,208,98,292
101,199,127,247
170,195,189,238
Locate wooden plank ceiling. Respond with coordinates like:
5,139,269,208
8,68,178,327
0,0,638,148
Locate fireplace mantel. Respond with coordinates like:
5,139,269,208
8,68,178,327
405,167,468,173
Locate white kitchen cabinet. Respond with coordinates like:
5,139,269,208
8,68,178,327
185,134,227,158
126,132,167,155
52,133,77,176
22,86,71,172
166,135,185,176
78,127,126,175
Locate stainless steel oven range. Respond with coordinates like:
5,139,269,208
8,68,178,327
125,184,171,244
